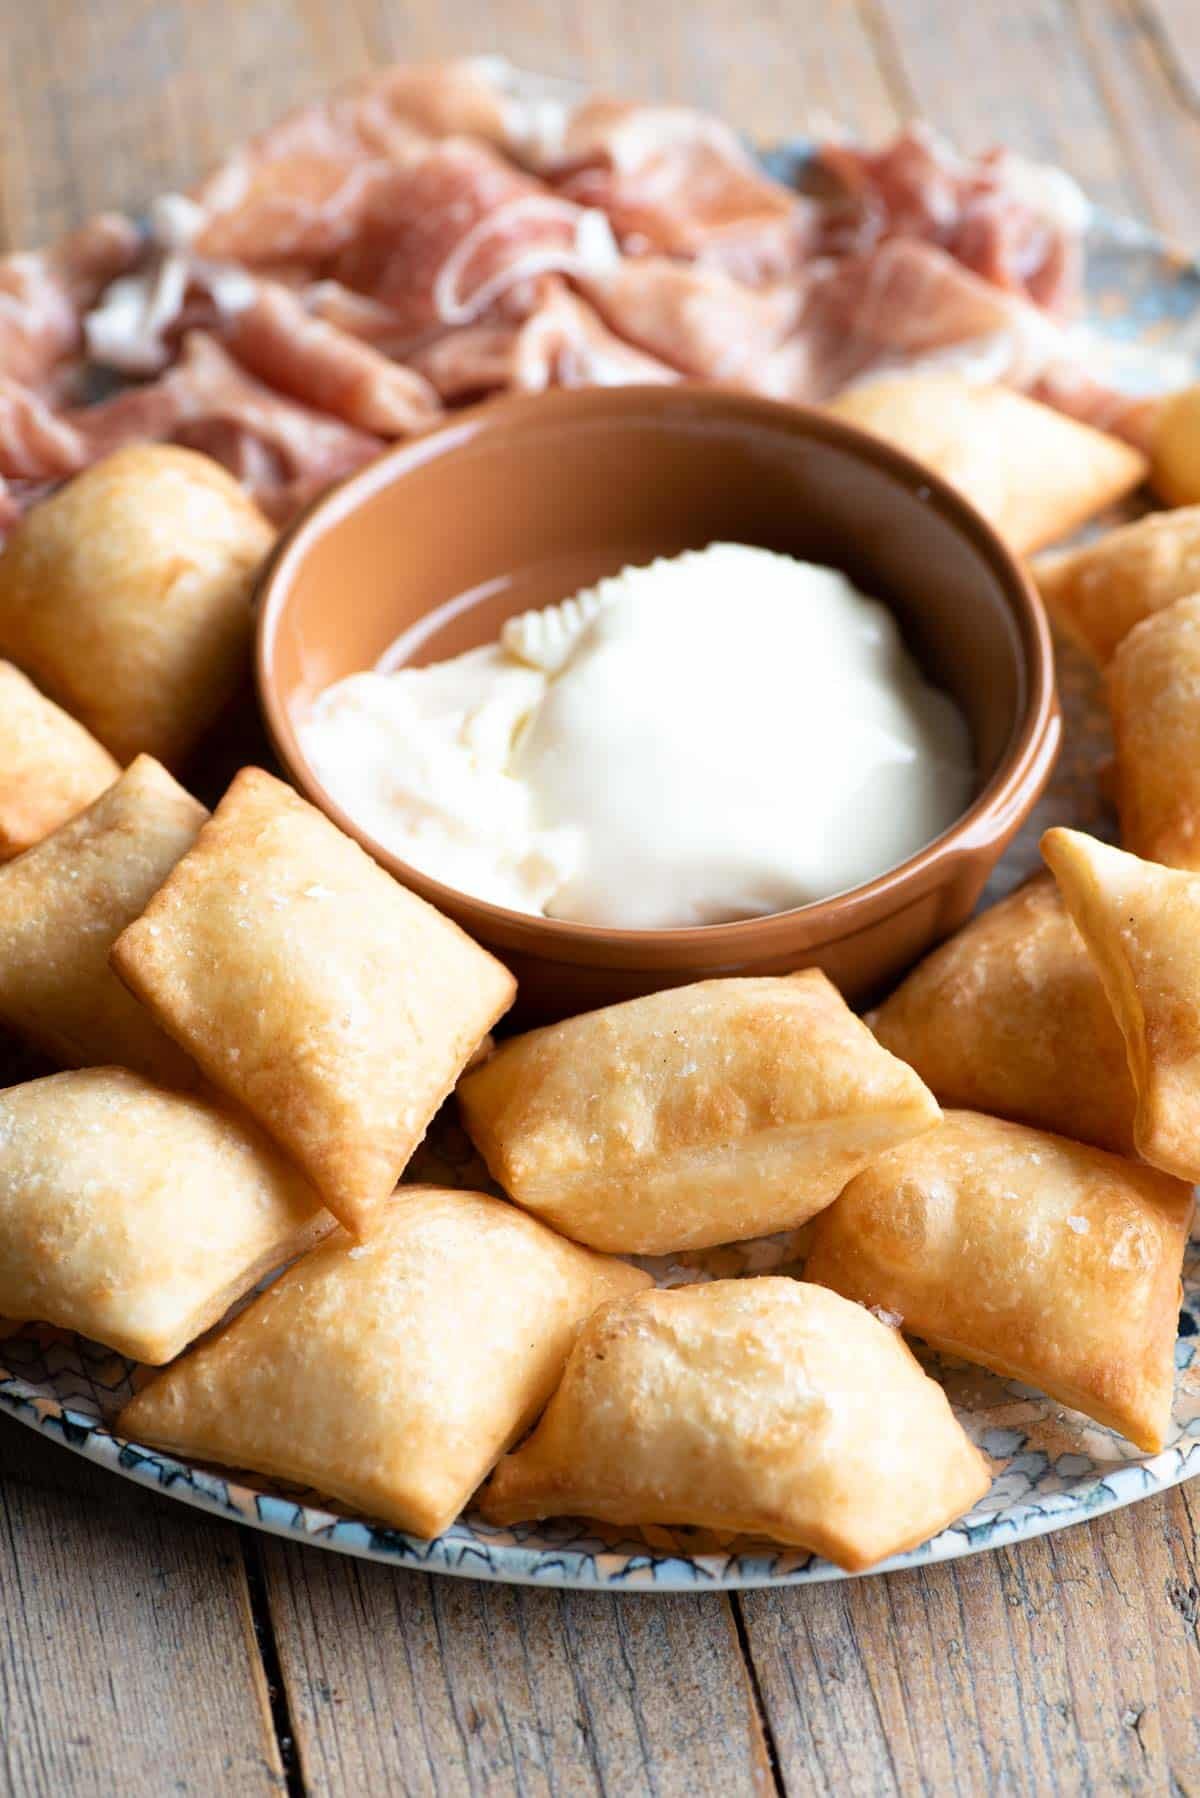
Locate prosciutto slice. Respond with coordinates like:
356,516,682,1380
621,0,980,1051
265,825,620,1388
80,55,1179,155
410,277,676,400
0,213,140,387
0,62,1150,544
0,374,86,481
223,281,443,434
74,332,382,520
329,138,618,337
815,126,1085,315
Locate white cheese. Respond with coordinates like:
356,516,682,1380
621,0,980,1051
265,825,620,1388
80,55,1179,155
301,543,973,928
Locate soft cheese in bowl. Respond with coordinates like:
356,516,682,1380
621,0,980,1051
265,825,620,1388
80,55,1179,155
257,384,1059,1019
301,544,972,930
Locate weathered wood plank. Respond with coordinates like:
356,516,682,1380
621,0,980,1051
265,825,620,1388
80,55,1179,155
871,0,1144,212
260,1536,774,1796
740,1482,1200,1795
1073,0,1200,244
0,1417,284,1797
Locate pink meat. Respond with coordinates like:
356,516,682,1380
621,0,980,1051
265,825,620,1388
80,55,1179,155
329,138,613,340
410,277,676,400
816,126,1082,316
0,374,87,480
0,213,141,387
223,281,443,435
74,332,383,521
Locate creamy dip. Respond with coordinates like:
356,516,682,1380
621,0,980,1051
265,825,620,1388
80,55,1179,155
301,543,973,928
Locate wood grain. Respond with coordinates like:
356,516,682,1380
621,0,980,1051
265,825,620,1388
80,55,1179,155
4,3,1200,1794
0,1421,284,1797
741,1483,1200,1794
258,1537,773,1795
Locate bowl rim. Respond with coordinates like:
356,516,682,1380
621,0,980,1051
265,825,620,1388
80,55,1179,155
255,382,1059,955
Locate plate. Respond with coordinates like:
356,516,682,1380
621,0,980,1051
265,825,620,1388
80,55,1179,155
3,161,1200,1592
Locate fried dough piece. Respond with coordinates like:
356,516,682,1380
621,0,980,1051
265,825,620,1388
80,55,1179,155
0,1067,331,1362
0,755,205,1084
480,1279,991,1571
828,377,1146,554
807,1110,1191,1452
870,875,1136,1153
112,768,516,1234
119,1188,651,1537
0,445,274,766
1042,826,1200,1183
1032,506,1200,665
1108,594,1200,868
457,970,941,1255
0,661,119,858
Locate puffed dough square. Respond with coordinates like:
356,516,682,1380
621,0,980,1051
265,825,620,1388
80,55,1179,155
0,444,274,766
480,1279,991,1571
0,661,120,859
806,1110,1191,1452
0,1067,332,1363
1042,826,1200,1184
457,970,941,1255
111,767,517,1234
0,754,206,1085
870,875,1137,1154
118,1188,651,1538
1107,594,1200,869
1033,505,1200,665
829,377,1146,554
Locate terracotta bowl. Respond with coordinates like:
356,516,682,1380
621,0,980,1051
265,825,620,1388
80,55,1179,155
256,385,1060,1024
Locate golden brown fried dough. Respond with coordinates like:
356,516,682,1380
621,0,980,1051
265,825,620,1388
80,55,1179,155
1032,505,1200,664
870,875,1136,1153
1042,826,1200,1183
457,970,941,1255
0,445,274,766
112,768,516,1234
0,754,205,1083
0,661,119,858
1108,594,1200,868
0,1067,332,1362
1150,384,1200,507
480,1279,991,1570
828,377,1146,554
807,1110,1191,1452
119,1188,650,1537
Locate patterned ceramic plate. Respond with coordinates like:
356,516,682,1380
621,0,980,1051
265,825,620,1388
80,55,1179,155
3,165,1200,1591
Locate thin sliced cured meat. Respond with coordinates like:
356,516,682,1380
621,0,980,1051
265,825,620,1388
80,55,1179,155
550,100,810,280
75,332,383,521
330,138,618,338
579,257,801,382
410,277,676,400
0,213,141,387
0,375,86,481
816,126,1085,315
223,281,442,435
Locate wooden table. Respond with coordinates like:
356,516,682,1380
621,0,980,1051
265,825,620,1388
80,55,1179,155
4,3,1200,1791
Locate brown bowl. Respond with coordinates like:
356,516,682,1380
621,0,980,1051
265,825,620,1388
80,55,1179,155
256,385,1060,1024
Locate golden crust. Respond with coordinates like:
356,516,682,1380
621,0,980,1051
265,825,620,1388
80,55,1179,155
828,377,1146,555
0,1066,332,1363
480,1279,991,1571
0,754,206,1084
870,875,1137,1153
0,444,274,766
1032,505,1200,665
1108,593,1200,868
457,970,941,1255
111,767,517,1234
806,1110,1191,1453
0,661,120,858
118,1188,651,1538
1042,826,1200,1184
